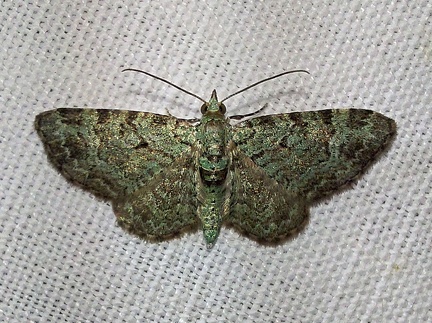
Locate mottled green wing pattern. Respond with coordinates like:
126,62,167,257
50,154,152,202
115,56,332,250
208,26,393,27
232,109,396,203
113,152,200,241
226,148,308,242
35,108,196,200
36,105,396,246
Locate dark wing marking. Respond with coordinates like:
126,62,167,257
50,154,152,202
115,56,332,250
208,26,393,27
232,109,396,203
35,108,196,200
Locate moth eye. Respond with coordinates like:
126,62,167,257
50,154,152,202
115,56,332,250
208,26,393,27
219,103,226,114
200,103,208,114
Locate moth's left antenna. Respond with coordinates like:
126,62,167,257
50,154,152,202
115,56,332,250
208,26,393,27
122,68,207,103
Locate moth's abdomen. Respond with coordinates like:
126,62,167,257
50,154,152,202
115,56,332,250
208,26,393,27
198,194,225,248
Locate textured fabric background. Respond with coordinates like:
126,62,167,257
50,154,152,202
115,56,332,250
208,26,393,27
0,1,430,322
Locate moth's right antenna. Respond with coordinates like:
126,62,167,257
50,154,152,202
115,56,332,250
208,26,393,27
221,70,310,103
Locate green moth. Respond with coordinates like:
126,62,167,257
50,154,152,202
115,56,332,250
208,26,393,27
35,69,396,248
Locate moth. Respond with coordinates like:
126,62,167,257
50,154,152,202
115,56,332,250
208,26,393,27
35,69,396,248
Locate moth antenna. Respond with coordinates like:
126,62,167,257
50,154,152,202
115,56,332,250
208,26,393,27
122,68,207,103
220,70,310,103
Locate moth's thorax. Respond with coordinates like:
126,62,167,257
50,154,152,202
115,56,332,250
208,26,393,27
198,117,230,183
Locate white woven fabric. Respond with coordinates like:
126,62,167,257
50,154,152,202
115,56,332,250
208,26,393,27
1,1,430,322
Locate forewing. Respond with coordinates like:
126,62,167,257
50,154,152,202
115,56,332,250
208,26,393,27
227,148,308,242
35,108,196,200
113,153,200,241
232,109,396,203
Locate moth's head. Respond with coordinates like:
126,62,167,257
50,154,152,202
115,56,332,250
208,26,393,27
200,90,227,115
